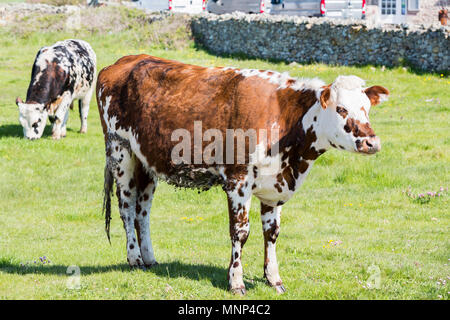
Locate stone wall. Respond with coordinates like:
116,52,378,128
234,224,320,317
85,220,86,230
191,13,449,72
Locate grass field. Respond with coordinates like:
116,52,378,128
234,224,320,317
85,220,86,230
0,7,449,300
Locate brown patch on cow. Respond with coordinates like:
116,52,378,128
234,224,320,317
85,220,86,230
143,193,149,201
234,252,239,259
274,183,282,193
253,166,258,178
360,107,368,118
226,194,249,245
233,261,239,268
142,210,147,216
123,202,129,209
252,183,256,190
134,220,141,247
261,203,273,216
276,174,283,183
320,86,331,109
336,106,348,118
286,79,296,87
298,160,309,174
329,140,337,148
136,203,141,214
128,178,135,189
263,220,279,244
238,185,245,197
345,118,375,138
298,89,317,109
282,167,296,191
123,190,131,197
364,86,389,106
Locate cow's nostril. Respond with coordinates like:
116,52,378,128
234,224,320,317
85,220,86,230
365,141,373,148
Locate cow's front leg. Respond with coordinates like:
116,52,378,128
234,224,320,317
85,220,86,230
109,142,143,267
226,179,252,295
134,161,158,267
261,203,285,293
51,94,71,140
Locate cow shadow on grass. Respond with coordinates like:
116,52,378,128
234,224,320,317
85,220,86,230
0,124,54,138
0,124,23,138
0,260,258,291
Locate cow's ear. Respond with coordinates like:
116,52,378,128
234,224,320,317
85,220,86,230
16,97,23,106
320,86,331,109
364,86,389,106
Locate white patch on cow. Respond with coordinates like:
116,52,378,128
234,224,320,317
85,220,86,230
226,67,325,92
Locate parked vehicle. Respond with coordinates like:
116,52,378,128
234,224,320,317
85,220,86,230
207,0,270,14
270,0,366,19
135,0,206,14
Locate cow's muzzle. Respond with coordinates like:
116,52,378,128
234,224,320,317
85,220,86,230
357,136,381,154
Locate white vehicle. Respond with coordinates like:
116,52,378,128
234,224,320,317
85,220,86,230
135,0,207,14
270,0,366,19
207,0,270,14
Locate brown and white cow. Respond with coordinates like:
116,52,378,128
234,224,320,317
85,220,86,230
96,55,389,295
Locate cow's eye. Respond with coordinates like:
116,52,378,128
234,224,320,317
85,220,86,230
336,106,348,118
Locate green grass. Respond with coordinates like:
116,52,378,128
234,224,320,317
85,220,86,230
0,9,449,300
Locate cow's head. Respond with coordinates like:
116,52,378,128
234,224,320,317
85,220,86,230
318,76,389,155
16,97,48,140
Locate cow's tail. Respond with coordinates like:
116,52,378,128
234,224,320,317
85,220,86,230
102,162,114,244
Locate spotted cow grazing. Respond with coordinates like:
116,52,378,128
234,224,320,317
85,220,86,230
16,39,97,140
97,55,389,295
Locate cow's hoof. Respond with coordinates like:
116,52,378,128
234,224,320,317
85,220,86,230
230,287,246,296
266,279,286,294
275,284,286,294
79,128,87,134
144,261,159,269
127,257,145,269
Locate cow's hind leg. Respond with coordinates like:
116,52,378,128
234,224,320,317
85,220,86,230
225,178,252,295
261,203,285,293
134,161,158,267
79,88,92,134
60,108,69,138
108,137,143,267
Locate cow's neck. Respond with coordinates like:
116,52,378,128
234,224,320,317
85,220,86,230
278,94,330,176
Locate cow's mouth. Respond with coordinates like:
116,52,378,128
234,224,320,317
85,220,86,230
356,136,381,154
